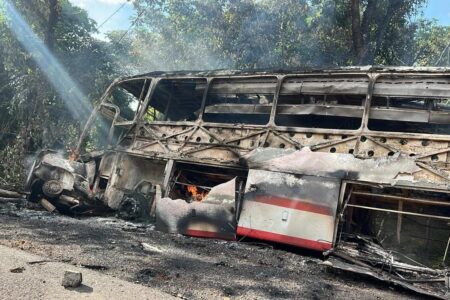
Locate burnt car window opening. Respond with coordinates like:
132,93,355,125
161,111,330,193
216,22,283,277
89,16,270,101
84,79,150,150
203,77,277,125
275,76,368,130
144,78,207,122
108,79,151,122
109,87,141,121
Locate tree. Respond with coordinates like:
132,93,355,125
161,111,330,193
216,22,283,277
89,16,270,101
127,0,447,69
346,0,426,64
0,0,119,187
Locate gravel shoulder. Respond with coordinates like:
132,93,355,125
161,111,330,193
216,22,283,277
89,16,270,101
0,203,423,299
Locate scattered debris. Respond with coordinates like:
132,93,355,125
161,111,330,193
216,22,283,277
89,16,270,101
27,260,51,265
9,267,25,273
137,268,170,283
11,240,33,251
62,270,83,288
0,197,27,210
39,198,57,213
141,242,163,254
0,188,25,198
325,234,450,299
80,264,109,271
326,257,447,299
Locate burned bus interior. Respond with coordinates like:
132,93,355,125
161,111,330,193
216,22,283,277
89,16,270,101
25,67,450,297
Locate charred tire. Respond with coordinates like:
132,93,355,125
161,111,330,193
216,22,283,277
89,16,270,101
118,196,143,220
42,180,64,198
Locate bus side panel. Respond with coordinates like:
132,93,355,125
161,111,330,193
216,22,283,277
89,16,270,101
237,169,340,251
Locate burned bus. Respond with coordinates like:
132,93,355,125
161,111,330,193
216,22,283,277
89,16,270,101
26,67,450,275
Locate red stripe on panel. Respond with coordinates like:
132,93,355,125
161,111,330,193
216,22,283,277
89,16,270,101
237,226,332,251
253,195,333,216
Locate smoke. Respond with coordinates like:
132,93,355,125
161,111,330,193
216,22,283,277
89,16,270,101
4,0,92,121
122,0,447,71
110,1,334,73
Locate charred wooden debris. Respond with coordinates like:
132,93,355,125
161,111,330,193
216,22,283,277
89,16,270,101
24,66,450,297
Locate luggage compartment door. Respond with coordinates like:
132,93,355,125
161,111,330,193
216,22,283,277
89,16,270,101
237,169,340,251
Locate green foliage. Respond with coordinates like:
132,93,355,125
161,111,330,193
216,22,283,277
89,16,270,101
0,2,6,25
144,107,162,122
0,133,26,189
0,0,121,187
404,19,450,66
124,0,448,70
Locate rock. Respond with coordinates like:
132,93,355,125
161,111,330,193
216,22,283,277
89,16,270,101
321,260,333,266
141,242,163,253
62,270,82,288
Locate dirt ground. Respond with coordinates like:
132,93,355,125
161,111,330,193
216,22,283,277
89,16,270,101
0,244,176,299
0,201,425,300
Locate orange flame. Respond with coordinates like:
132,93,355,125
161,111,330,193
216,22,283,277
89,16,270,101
187,185,208,201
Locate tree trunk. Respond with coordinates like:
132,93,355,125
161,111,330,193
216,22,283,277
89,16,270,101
361,0,402,64
360,0,376,47
370,0,403,64
358,0,377,64
351,0,364,64
45,0,59,51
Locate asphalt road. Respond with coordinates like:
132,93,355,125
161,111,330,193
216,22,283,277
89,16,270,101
0,244,176,299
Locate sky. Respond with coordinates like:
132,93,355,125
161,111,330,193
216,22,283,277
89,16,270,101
68,0,135,39
69,0,450,39
424,0,450,25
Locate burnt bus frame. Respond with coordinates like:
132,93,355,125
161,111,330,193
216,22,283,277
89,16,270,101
80,71,450,141
72,68,450,257
78,70,450,192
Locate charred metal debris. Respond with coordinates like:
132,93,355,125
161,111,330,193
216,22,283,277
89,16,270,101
24,66,450,298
